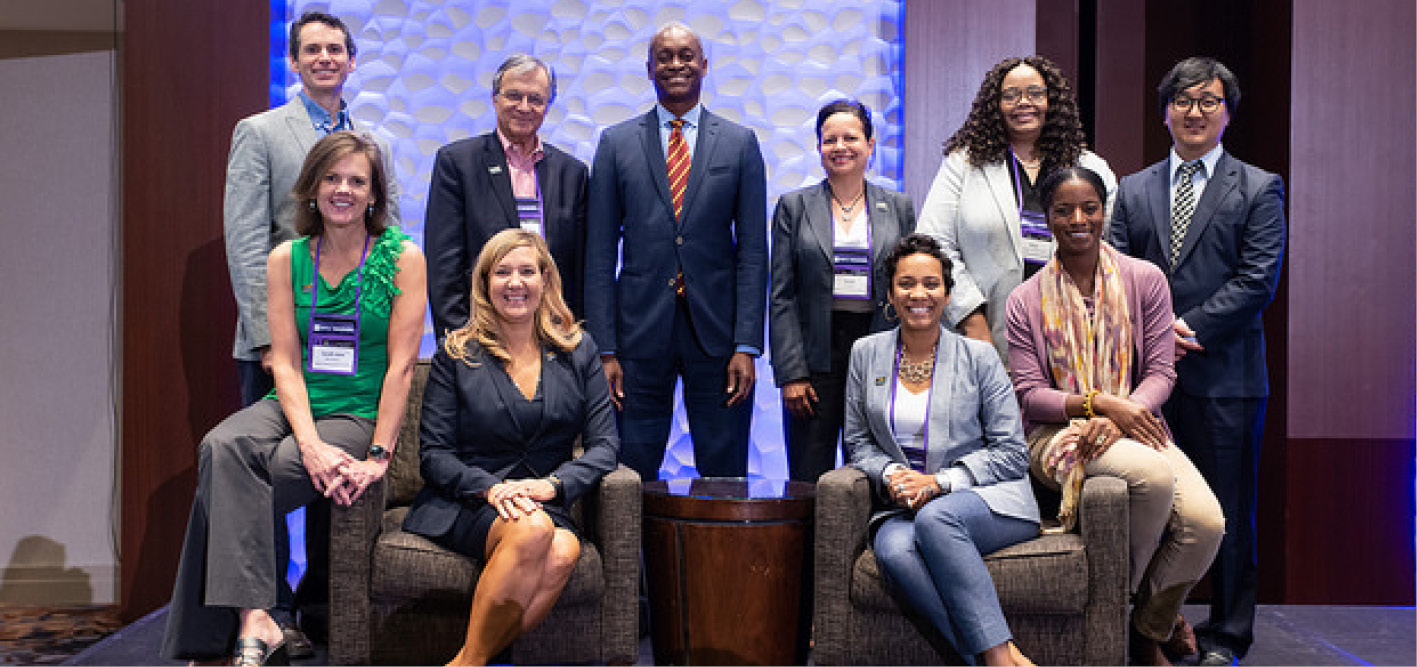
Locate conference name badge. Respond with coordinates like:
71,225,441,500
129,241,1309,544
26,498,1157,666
308,311,360,375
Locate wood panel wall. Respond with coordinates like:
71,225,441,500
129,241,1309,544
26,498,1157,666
120,0,268,622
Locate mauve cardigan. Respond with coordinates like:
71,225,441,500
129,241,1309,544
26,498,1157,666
1005,250,1177,432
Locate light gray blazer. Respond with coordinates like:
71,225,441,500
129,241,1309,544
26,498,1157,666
844,326,1039,526
916,148,1115,360
223,97,400,360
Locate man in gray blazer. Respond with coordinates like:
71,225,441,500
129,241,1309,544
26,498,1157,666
1109,57,1285,667
585,22,768,481
220,10,399,651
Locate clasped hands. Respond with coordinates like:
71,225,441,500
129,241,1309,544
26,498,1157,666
885,468,942,510
303,441,387,506
485,478,559,521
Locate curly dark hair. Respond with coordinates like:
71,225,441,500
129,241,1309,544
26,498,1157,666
942,55,1088,174
883,233,954,294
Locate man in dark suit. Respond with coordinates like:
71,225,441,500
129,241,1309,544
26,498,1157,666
426,54,590,337
1109,57,1286,667
585,22,768,481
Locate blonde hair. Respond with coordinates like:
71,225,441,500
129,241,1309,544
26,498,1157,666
445,229,582,365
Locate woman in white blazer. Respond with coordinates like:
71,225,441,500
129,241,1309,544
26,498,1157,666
917,55,1116,362
845,234,1040,666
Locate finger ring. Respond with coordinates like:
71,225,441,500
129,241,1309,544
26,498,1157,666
896,484,905,492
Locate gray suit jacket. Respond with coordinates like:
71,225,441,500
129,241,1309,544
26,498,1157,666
845,326,1039,525
223,97,400,360
769,180,915,386
916,149,1115,359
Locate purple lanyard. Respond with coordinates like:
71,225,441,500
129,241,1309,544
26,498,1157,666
308,232,371,332
1008,147,1033,220
889,335,937,470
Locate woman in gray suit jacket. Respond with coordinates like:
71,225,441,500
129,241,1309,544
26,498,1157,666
845,234,1039,666
916,56,1116,362
770,99,915,483
403,229,619,666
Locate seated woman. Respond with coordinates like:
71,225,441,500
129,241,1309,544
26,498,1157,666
1005,167,1224,666
162,131,426,666
845,233,1040,667
402,228,620,666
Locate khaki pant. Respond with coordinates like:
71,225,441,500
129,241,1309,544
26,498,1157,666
1028,426,1225,641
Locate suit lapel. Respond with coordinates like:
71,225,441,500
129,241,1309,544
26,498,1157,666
639,111,676,222
925,328,955,473
869,330,905,460
982,161,1022,261
1174,152,1238,269
280,99,319,155
535,150,555,227
482,138,519,226
805,181,834,265
525,345,560,445
1145,162,1174,270
680,109,719,226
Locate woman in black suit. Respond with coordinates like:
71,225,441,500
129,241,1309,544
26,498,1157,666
402,228,619,666
769,99,916,482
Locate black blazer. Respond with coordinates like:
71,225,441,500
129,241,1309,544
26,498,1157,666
402,334,620,538
769,180,915,386
425,132,589,337
1108,151,1286,398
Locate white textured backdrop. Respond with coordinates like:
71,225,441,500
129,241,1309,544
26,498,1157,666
281,0,904,480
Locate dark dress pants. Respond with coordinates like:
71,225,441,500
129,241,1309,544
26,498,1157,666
1164,391,1265,658
237,360,302,629
617,300,752,481
783,310,872,483
161,399,373,660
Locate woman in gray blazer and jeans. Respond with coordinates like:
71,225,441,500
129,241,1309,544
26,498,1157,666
845,234,1039,666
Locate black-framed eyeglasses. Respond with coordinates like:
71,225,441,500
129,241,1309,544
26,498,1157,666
499,90,548,109
1170,96,1225,114
1000,86,1047,105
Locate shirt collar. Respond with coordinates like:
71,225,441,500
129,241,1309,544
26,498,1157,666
298,90,352,134
655,102,703,129
1169,142,1224,183
496,128,545,163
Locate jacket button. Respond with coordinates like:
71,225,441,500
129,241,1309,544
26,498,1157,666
676,236,684,245
668,278,677,287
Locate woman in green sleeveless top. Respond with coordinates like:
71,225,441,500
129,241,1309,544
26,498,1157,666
162,131,426,666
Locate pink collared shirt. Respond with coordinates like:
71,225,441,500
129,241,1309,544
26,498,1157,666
497,129,545,198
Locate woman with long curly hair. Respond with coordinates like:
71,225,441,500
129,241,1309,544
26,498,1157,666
917,55,1116,362
402,228,620,665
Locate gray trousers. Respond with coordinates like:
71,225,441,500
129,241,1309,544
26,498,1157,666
161,399,373,660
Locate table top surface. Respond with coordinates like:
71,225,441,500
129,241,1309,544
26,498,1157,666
643,476,816,502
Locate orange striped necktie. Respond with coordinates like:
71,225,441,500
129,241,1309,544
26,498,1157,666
667,118,690,221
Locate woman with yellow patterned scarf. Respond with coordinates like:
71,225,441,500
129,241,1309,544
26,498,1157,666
1005,166,1223,666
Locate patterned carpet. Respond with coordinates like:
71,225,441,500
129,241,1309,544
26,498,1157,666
0,605,122,666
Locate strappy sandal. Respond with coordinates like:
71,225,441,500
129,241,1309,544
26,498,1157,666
232,636,289,667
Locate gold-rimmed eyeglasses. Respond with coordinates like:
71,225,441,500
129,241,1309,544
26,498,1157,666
1000,85,1047,106
499,90,548,109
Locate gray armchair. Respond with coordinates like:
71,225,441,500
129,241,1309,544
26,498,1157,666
329,360,641,665
812,467,1128,665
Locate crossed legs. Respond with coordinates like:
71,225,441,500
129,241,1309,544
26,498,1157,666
446,511,581,666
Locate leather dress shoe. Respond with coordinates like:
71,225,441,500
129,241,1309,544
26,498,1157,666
1198,647,1239,666
280,622,314,660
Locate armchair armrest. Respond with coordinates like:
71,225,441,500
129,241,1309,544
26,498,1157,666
328,475,387,665
812,466,872,666
589,465,641,665
1077,474,1129,665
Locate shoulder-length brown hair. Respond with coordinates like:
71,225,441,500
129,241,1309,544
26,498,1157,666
291,130,391,237
942,55,1088,174
445,228,582,365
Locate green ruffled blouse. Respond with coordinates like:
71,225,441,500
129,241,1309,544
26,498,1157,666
264,227,410,419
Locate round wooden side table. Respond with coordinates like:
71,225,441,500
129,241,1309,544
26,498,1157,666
642,477,816,666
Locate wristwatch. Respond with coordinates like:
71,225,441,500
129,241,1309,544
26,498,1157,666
366,444,391,463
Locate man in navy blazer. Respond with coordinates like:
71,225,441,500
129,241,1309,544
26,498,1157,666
584,22,768,480
1109,57,1285,667
426,54,590,337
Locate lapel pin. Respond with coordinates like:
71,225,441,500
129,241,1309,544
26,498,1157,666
875,376,887,386
875,201,888,210
488,165,503,174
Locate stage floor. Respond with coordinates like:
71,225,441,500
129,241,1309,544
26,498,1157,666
62,603,1416,666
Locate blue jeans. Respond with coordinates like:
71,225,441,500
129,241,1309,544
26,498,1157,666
873,490,1038,661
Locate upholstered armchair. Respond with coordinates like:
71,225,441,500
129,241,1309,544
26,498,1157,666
812,466,1129,665
328,360,641,665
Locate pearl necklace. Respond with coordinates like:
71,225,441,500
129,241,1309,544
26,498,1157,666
897,346,936,384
